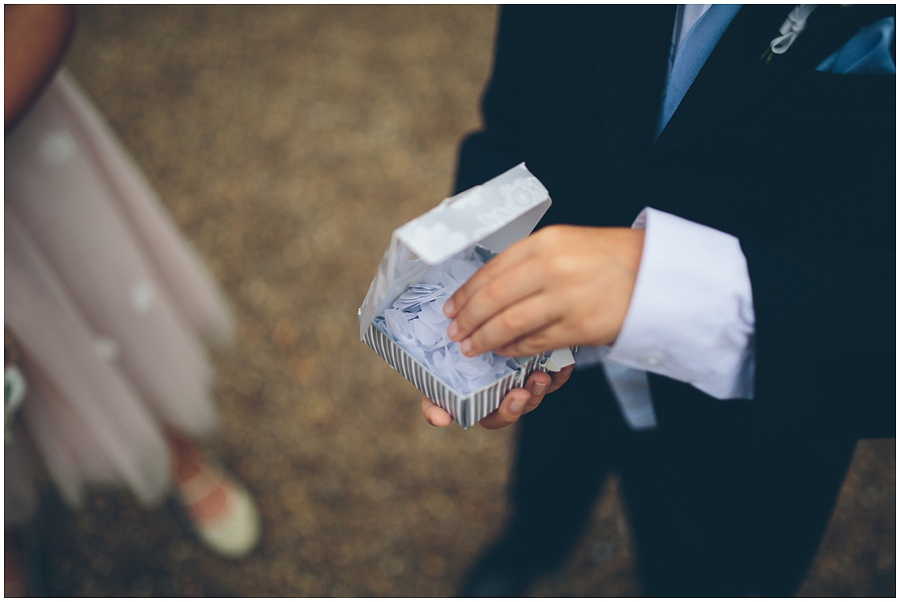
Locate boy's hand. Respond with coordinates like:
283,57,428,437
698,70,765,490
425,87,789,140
442,225,644,358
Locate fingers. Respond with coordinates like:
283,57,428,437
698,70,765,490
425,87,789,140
420,396,453,427
462,290,566,357
445,226,645,357
446,266,545,353
444,234,537,321
479,370,553,430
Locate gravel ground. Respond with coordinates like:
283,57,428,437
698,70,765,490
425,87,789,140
24,5,894,597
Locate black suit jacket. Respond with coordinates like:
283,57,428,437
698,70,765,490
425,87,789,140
455,5,896,442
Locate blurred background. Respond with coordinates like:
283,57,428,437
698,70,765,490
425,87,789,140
22,5,894,596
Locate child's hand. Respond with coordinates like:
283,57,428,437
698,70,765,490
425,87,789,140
442,225,644,358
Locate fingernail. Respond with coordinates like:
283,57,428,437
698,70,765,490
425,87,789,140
443,298,455,316
531,381,548,396
447,320,459,339
460,338,472,355
510,398,525,413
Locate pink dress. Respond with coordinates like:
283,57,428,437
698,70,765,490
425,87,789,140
4,71,235,523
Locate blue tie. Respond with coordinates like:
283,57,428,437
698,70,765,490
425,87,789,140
657,4,742,136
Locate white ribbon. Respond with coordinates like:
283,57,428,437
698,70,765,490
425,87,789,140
769,4,818,55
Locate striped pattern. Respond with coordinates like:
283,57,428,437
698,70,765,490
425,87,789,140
364,323,545,429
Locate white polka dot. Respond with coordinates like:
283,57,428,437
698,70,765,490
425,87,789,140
94,337,121,362
130,280,156,315
39,130,77,166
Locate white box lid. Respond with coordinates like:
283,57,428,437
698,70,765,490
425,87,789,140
359,163,552,339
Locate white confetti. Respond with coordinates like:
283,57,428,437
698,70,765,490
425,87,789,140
376,251,516,395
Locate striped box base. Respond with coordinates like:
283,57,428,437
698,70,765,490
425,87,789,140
364,322,544,429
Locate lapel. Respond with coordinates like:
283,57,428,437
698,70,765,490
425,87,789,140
651,4,895,157
587,5,676,195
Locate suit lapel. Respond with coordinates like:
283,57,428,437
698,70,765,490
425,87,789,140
652,4,894,156
587,5,675,194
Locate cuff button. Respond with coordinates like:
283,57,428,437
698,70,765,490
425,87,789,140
639,352,664,369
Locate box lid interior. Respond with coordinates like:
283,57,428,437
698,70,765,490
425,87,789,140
359,163,552,339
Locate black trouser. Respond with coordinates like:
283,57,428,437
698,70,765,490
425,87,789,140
499,366,855,597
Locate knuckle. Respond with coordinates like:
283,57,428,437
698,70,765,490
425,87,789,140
453,313,471,333
480,280,504,304
542,225,576,249
498,311,526,335
525,398,543,413
547,253,577,276
538,225,564,243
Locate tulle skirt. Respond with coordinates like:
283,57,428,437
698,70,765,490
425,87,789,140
4,71,235,523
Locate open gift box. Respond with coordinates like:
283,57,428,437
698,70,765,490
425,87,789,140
358,163,575,429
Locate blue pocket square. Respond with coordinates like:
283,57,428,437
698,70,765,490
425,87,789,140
817,16,895,75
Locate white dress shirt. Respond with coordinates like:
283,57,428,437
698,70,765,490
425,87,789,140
576,204,756,430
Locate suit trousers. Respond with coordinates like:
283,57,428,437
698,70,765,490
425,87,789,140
500,365,856,596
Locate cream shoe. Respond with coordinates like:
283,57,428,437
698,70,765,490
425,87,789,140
174,460,261,558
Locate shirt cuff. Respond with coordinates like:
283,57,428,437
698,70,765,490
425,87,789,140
606,208,756,400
